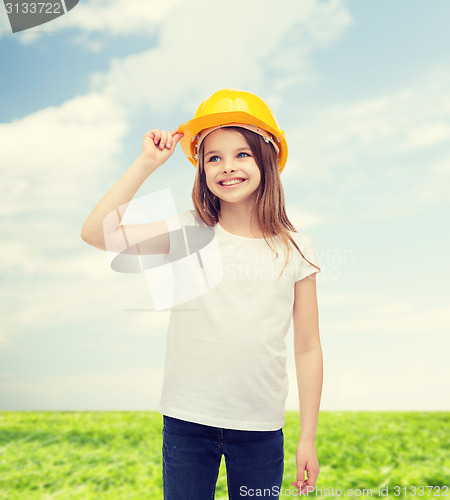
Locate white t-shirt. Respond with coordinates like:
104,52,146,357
158,209,320,431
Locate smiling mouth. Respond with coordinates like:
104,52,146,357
218,179,247,186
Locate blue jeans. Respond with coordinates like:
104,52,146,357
162,415,284,499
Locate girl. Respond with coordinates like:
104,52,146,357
81,88,323,499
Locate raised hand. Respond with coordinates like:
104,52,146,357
140,128,184,168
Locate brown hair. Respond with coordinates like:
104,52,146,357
191,126,321,280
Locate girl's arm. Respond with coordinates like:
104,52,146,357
81,129,183,252
291,273,323,494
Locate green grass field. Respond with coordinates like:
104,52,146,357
0,411,448,499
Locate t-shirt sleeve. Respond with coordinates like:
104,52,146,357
163,209,198,261
293,233,321,282
164,209,197,231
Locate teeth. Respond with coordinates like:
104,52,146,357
221,179,244,186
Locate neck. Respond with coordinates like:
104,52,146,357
218,200,262,236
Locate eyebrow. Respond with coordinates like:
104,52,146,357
204,147,251,157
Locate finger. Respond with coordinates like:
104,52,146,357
163,130,171,149
307,469,319,486
165,130,173,149
303,481,315,495
296,473,307,490
291,480,306,495
153,129,161,145
171,133,183,148
167,131,184,150
162,130,171,149
158,130,169,150
297,483,307,495
144,131,155,143
165,130,176,149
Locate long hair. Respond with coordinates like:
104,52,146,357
191,126,321,280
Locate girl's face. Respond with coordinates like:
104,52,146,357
202,128,261,205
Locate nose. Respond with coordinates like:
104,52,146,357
222,159,236,174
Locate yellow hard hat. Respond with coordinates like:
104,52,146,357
178,88,288,173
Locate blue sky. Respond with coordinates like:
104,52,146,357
1,0,449,412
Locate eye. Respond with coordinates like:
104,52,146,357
207,155,220,163
237,152,250,158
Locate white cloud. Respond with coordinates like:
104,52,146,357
0,8,12,33
284,337,450,412
2,0,352,66
320,362,449,411
0,93,131,339
87,0,351,114
430,154,450,175
282,66,450,220
398,121,450,151
0,367,166,410
0,264,168,341
332,304,450,334
1,0,184,43
0,92,128,215
283,292,450,411
416,153,450,204
287,77,450,180
1,0,353,253
285,204,327,230
66,0,184,35
313,293,450,335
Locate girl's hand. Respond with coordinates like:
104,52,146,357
140,128,184,168
291,438,320,495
